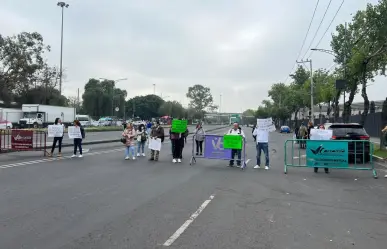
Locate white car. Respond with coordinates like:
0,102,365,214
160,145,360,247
0,120,12,129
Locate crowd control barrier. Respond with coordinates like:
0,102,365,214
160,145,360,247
284,139,377,178
189,134,247,170
0,129,47,156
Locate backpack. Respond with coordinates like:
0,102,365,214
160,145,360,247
141,131,147,142
80,127,85,139
299,126,307,137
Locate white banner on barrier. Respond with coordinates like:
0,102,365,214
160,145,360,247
47,125,64,137
68,126,82,139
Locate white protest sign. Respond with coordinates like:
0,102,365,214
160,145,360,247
148,138,161,151
310,129,333,140
68,126,82,139
257,118,276,132
48,125,64,137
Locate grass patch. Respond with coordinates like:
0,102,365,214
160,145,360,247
373,143,387,159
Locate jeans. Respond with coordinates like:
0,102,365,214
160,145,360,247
137,141,145,154
51,137,63,153
229,149,242,166
125,146,135,158
73,138,83,155
172,139,183,159
195,140,203,154
256,142,269,166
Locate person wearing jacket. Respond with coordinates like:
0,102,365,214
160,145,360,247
71,120,85,158
195,123,205,155
170,119,185,163
228,123,245,167
122,123,137,160
136,123,147,157
47,117,64,157
149,121,164,161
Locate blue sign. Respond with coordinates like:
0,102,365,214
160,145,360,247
204,135,232,159
306,140,348,168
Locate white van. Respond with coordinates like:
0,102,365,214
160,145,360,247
76,115,91,127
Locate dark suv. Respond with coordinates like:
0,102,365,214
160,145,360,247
328,123,371,163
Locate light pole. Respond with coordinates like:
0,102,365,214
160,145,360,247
296,59,314,122
57,2,69,95
99,78,128,116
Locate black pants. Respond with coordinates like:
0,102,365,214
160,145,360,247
229,149,242,166
195,140,203,154
172,139,183,159
51,137,63,153
74,138,83,155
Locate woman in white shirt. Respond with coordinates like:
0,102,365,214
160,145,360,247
48,117,64,157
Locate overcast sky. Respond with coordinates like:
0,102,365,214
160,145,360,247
0,0,384,112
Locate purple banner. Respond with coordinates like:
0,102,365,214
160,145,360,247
204,135,232,159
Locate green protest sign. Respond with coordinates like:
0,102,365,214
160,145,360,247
223,135,243,149
171,119,188,133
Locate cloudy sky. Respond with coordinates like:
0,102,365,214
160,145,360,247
0,0,384,112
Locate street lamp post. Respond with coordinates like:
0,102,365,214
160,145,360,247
57,2,69,95
99,78,128,117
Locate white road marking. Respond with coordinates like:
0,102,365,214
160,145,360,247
163,194,215,246
245,159,251,164
0,148,124,170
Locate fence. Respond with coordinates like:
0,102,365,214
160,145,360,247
189,134,248,169
284,139,378,178
0,129,47,155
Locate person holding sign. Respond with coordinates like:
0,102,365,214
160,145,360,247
71,120,85,158
47,117,64,157
227,123,245,167
149,121,165,161
170,118,187,163
253,120,271,170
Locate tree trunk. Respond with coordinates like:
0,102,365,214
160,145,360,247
333,91,341,122
343,83,357,123
294,109,299,129
360,62,370,127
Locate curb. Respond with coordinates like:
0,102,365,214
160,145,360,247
373,155,387,167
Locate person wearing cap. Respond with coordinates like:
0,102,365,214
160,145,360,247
227,123,245,167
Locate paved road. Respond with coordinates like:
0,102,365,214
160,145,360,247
0,128,387,248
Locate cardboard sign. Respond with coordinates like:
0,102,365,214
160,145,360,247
48,125,64,137
68,126,82,139
171,119,188,133
257,118,276,132
223,135,243,150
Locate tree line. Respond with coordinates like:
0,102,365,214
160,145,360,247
244,0,387,127
0,31,217,120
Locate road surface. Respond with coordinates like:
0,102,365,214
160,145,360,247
0,128,386,248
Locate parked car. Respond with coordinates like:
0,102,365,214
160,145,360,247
0,120,12,129
280,126,290,133
328,123,371,163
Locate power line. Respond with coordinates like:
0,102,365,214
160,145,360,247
301,0,333,60
309,0,345,57
282,0,320,84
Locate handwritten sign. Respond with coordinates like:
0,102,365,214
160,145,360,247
171,119,187,133
148,138,162,151
310,129,333,140
68,126,82,139
223,135,243,150
48,125,64,137
257,118,276,132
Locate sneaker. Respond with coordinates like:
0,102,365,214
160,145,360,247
177,159,181,163
149,158,154,161
132,157,136,160
265,166,269,170
172,159,177,163
125,156,129,160
137,153,140,157
78,155,83,158
253,165,261,169
57,153,62,157
71,154,76,158
142,153,146,157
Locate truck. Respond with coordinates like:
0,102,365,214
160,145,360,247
0,108,24,129
19,104,76,128
75,114,92,127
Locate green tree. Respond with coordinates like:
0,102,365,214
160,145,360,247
126,94,165,120
186,84,214,117
158,100,185,118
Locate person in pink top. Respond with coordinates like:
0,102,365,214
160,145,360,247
122,123,137,160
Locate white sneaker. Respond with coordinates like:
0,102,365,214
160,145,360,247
253,165,261,169
137,153,140,157
125,156,129,160
71,154,76,158
172,159,177,163
132,157,136,160
142,153,146,157
265,166,270,170
177,159,181,163
78,155,83,158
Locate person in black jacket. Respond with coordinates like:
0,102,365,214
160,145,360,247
71,120,85,158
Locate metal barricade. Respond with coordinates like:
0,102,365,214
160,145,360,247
189,134,248,170
0,129,47,155
284,139,377,178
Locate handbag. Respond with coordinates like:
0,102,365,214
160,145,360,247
120,137,126,144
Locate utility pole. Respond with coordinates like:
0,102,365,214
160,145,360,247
296,59,314,122
57,2,69,95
